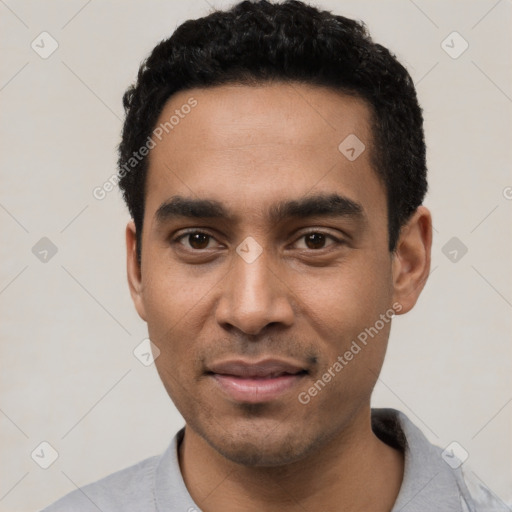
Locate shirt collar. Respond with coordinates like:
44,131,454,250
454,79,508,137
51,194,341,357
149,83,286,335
372,408,466,512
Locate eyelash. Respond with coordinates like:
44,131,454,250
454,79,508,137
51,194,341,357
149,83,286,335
172,229,343,251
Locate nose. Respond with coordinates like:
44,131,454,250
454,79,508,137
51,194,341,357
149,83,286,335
215,245,295,336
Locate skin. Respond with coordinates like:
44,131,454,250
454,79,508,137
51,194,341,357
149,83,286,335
126,82,432,511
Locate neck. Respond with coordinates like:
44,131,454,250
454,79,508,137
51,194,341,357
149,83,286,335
178,406,404,512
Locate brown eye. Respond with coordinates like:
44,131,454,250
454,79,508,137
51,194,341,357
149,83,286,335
187,233,211,249
293,232,340,250
304,233,327,249
176,231,217,250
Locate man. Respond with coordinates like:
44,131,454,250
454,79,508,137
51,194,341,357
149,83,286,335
42,1,506,510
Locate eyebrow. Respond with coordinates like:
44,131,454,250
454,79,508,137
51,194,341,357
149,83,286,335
154,193,364,225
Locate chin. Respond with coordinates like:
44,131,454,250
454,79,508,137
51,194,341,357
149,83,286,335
211,437,307,467
197,419,327,468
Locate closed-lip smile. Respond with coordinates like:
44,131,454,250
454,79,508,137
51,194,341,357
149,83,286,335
207,358,308,403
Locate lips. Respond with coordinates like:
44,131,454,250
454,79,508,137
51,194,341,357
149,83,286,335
207,359,307,403
208,359,306,378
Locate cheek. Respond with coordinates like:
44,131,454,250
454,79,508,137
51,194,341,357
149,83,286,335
293,252,394,398
296,253,393,341
141,255,220,332
145,274,206,410
140,256,229,382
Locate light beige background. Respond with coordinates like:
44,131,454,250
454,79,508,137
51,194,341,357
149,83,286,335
1,1,511,510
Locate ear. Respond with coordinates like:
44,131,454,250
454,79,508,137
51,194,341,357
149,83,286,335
391,206,432,314
126,220,147,322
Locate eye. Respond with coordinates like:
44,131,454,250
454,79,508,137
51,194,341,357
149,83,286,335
175,231,219,250
293,232,340,250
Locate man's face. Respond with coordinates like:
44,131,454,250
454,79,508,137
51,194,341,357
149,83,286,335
128,83,405,466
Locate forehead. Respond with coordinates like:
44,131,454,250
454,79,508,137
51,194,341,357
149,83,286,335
145,82,384,222
149,82,372,160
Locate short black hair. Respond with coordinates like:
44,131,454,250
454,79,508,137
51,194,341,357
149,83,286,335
118,0,427,263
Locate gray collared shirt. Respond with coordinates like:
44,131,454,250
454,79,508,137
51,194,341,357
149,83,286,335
41,408,509,511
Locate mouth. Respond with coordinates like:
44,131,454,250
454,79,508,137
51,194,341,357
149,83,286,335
206,359,308,404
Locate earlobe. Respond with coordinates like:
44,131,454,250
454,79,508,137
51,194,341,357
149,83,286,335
126,220,147,322
391,206,432,314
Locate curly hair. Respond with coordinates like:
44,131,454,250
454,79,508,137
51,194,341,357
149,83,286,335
118,0,427,263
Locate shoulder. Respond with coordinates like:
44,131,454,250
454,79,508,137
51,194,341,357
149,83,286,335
40,454,160,512
372,408,510,512
458,468,511,512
